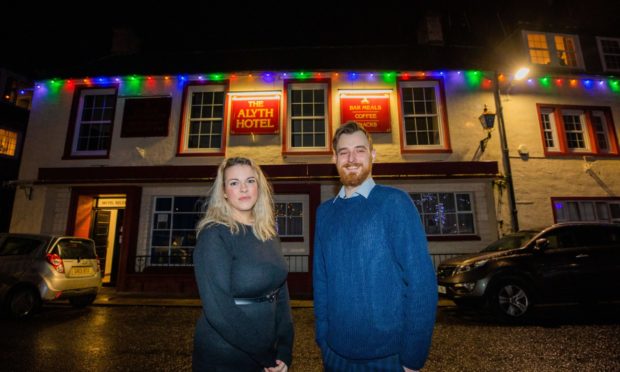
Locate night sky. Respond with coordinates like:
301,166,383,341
3,1,619,79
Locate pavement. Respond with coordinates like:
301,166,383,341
93,286,455,308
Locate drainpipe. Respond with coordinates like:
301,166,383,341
492,71,519,232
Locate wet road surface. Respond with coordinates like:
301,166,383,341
0,302,618,371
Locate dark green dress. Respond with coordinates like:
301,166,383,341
192,223,293,371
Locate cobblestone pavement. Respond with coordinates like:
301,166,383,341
1,302,618,371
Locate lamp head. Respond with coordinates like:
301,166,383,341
479,104,496,130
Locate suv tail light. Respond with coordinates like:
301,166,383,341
46,253,65,273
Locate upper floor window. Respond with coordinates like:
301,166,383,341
538,105,619,156
65,87,117,158
178,83,227,155
596,37,620,72
398,79,451,152
0,128,18,157
284,81,330,154
524,31,584,68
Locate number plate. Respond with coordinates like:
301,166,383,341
70,266,94,277
438,285,447,294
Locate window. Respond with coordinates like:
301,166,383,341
553,198,620,223
0,236,43,256
284,81,330,153
0,128,18,157
67,87,117,157
398,79,450,152
274,194,310,272
275,202,303,237
538,105,619,155
596,37,620,72
179,83,226,154
150,196,203,266
524,31,583,68
410,192,475,235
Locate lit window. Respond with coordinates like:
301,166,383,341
596,37,620,72
524,31,583,68
410,192,475,236
284,81,330,153
538,105,618,155
0,129,18,157
179,83,226,154
398,79,450,152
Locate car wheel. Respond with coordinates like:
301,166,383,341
6,287,41,319
69,294,97,308
489,279,532,321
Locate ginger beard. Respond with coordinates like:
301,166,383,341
337,160,372,187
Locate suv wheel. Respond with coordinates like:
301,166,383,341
489,279,532,321
69,294,97,308
6,287,41,319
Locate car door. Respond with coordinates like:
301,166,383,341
578,225,620,299
535,226,586,301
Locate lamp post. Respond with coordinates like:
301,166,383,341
492,71,519,233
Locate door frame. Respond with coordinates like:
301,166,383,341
66,186,142,291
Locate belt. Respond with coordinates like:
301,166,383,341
234,286,281,305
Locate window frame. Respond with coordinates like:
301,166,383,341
596,36,620,72
537,104,619,156
148,195,204,267
523,30,585,69
397,78,451,153
63,85,118,159
552,197,620,224
177,81,229,157
282,79,332,155
409,191,476,236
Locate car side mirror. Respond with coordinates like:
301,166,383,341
534,238,549,251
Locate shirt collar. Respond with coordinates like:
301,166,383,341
335,177,376,201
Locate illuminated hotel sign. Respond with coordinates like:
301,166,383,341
229,93,281,134
339,91,391,132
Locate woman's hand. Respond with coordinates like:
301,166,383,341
264,359,287,372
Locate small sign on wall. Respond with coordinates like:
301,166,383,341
229,93,281,134
340,92,391,132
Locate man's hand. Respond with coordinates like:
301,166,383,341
264,359,287,372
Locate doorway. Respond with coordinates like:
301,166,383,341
91,197,126,285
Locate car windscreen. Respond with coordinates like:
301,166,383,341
480,231,538,252
56,239,97,259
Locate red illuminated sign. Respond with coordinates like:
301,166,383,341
340,93,391,132
230,94,280,134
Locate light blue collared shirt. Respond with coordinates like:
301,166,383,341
334,177,376,202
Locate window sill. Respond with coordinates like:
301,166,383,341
427,235,481,242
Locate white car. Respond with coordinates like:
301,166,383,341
0,233,102,318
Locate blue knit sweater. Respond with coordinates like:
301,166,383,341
313,184,437,370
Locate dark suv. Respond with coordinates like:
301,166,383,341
437,222,620,320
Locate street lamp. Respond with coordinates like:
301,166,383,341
491,69,527,233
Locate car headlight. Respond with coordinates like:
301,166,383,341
454,260,488,274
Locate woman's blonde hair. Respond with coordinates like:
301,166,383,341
196,157,277,242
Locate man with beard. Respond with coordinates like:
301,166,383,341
313,121,437,372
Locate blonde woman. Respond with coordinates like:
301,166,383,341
192,157,293,372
